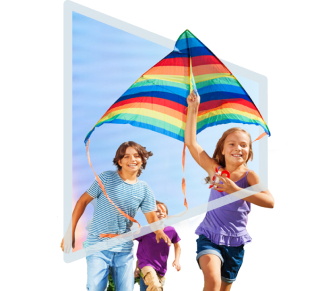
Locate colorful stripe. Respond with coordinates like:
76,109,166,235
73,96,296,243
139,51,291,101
85,30,270,143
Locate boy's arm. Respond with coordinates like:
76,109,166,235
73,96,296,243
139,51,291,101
61,192,94,252
144,211,171,245
172,242,181,271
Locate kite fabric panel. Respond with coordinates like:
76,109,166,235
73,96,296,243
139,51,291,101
84,29,270,143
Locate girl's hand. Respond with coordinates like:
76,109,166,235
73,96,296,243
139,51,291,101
172,260,181,271
187,91,200,107
214,176,241,194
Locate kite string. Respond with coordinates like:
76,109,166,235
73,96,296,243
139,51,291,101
85,139,141,238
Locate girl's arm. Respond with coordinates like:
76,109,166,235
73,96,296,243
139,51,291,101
185,91,216,176
172,242,181,271
244,171,274,208
216,171,274,208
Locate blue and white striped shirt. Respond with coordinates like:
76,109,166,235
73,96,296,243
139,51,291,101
84,171,156,252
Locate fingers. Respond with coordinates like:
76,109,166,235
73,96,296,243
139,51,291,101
187,90,200,104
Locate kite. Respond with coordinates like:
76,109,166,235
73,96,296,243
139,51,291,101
84,29,270,219
84,29,270,145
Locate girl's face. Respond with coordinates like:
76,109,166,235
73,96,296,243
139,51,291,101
156,204,167,220
222,131,251,166
118,147,143,174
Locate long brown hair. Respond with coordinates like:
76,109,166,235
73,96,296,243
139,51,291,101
113,141,153,177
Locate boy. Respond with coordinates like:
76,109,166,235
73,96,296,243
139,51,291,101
61,141,170,291
134,201,181,291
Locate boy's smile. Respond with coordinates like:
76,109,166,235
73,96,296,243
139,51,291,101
118,147,143,174
156,204,167,220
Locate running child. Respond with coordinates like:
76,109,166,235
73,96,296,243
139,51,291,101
61,141,171,291
134,201,181,291
185,91,274,291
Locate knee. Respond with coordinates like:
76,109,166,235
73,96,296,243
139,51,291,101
142,268,162,291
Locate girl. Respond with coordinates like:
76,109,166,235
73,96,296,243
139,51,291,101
185,91,274,291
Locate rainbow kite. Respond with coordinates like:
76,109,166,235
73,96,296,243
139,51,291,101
85,29,270,144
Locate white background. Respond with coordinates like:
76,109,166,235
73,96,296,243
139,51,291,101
1,0,325,290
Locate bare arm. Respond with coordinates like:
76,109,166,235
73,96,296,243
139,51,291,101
144,211,171,245
172,242,181,271
216,171,274,208
185,91,217,176
61,192,94,251
134,260,140,278
244,171,274,208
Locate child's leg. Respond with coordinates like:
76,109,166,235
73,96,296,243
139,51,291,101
139,277,147,291
86,251,111,291
220,281,233,291
111,251,134,291
198,254,223,291
141,266,163,291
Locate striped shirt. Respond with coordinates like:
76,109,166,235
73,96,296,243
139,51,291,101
84,171,156,252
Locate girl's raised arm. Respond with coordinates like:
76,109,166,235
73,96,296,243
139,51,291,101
185,91,216,176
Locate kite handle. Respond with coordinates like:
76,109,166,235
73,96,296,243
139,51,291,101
85,140,141,238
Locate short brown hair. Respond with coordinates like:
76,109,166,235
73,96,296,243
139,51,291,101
113,141,153,177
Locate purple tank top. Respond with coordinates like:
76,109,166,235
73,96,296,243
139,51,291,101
195,172,252,246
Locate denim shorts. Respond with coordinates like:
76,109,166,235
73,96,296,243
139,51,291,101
196,235,245,283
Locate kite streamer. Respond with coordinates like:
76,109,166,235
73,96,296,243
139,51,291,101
85,29,270,144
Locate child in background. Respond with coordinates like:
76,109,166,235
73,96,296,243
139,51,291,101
185,91,274,291
134,201,181,291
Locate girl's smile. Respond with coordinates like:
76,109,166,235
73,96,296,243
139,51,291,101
222,131,250,165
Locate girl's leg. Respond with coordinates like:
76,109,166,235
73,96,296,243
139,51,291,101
198,254,222,291
220,281,233,291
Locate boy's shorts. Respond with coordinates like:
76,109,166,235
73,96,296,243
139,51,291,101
196,234,245,283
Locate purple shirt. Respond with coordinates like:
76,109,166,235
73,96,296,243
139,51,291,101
195,172,252,246
136,226,181,276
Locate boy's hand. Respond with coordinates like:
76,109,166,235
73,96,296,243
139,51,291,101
155,229,171,246
134,268,141,278
172,260,181,271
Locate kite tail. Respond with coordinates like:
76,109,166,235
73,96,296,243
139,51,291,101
182,143,188,209
85,139,141,238
253,131,268,142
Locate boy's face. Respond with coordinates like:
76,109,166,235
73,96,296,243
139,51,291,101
156,204,167,220
118,146,143,174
